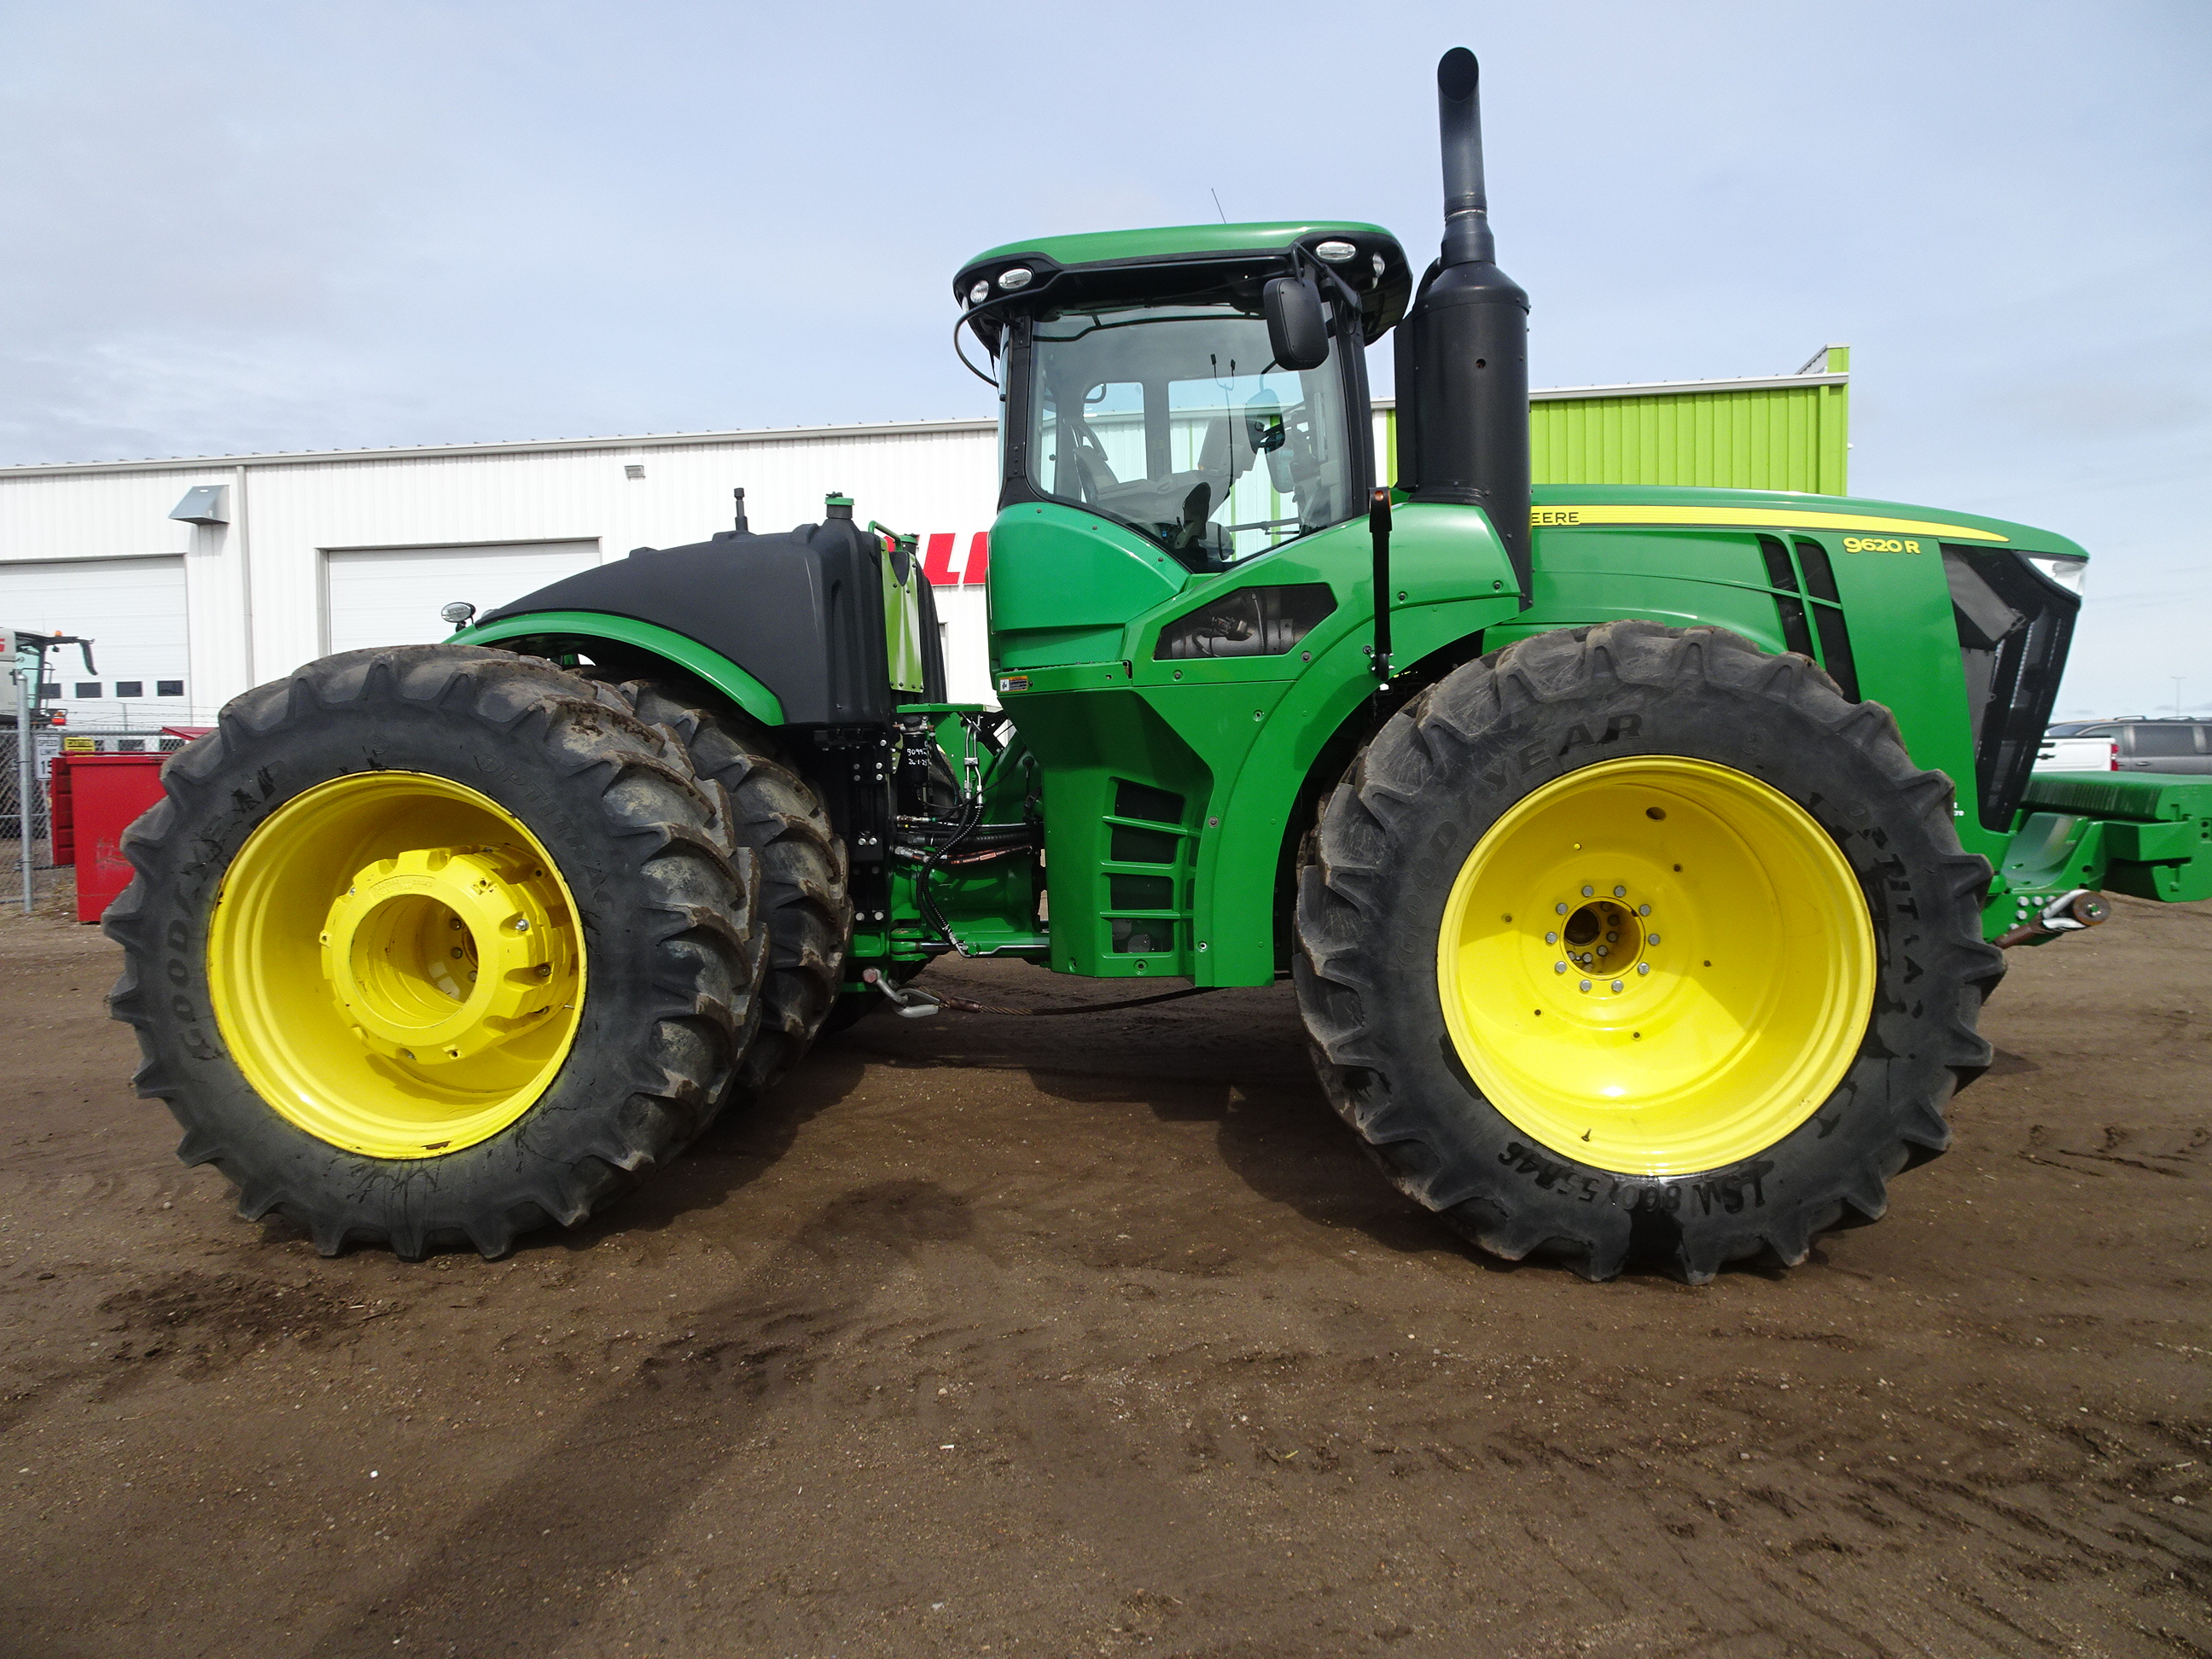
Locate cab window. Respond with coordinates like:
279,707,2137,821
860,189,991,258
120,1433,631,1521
1026,300,1357,567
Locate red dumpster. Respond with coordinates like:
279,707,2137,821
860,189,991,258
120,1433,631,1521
49,753,168,923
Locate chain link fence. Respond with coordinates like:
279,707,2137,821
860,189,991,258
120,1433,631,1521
4,725,189,913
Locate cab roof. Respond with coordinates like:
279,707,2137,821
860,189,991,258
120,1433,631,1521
954,219,1413,347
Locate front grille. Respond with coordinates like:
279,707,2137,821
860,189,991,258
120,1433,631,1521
1943,546,2079,831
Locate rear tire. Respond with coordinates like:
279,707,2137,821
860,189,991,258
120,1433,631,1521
1294,620,2003,1282
105,645,765,1259
610,677,852,1097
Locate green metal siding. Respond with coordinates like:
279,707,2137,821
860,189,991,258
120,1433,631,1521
1385,346,1851,495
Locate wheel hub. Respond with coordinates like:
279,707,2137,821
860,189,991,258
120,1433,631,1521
320,846,573,1065
1548,886,1656,995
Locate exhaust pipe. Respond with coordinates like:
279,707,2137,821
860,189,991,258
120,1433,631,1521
1394,48,1532,605
1438,46,1495,266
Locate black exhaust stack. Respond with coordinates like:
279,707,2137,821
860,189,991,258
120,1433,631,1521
1393,48,1531,605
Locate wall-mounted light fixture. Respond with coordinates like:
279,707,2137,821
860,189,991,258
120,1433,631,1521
169,486,230,525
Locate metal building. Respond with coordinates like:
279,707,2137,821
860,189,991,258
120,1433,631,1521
0,353,1847,736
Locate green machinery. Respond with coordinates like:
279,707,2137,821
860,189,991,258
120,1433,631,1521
108,50,2210,1278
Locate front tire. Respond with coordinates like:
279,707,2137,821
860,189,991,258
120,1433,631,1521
1294,621,2003,1282
105,646,765,1260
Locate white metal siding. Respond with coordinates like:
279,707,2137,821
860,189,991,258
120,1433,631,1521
0,555,193,724
0,417,1007,711
324,541,602,654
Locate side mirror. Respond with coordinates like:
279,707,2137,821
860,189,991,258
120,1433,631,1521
1263,276,1329,371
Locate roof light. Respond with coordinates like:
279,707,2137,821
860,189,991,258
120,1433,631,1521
1372,253,1387,277
998,266,1033,291
966,281,990,306
2022,554,2088,596
1314,240,1357,263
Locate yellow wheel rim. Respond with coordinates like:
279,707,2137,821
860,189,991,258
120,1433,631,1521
207,772,586,1159
1436,756,1874,1176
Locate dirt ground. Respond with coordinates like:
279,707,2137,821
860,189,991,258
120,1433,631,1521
1,889,2205,1659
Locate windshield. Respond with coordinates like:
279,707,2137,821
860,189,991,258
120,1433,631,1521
1024,301,1357,565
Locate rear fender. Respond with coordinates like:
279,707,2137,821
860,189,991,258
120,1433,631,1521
451,610,785,726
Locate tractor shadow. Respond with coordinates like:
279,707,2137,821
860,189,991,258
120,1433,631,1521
836,958,1831,1289
296,1179,973,1657
551,1044,877,1249
840,958,1475,1264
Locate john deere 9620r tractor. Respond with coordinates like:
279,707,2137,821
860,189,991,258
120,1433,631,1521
109,50,2211,1278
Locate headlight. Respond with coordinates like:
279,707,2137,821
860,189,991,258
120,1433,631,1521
1314,240,1357,263
998,266,1033,291
2020,554,2087,597
966,281,990,306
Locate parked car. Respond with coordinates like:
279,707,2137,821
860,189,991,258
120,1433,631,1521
2035,734,2118,771
2044,719,2211,775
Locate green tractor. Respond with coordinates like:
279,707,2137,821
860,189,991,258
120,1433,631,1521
108,50,2211,1278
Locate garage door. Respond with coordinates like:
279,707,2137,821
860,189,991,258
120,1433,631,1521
324,541,602,654
0,555,190,725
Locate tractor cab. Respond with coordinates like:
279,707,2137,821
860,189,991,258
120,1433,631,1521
954,225,1412,574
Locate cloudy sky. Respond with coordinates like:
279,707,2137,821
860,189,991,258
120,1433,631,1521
3,0,2205,715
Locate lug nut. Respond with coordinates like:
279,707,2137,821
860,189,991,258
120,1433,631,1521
1581,885,1594,897
1613,886,1627,898
1554,962,1569,975
1637,905,1650,917
1579,980,1592,992
1611,980,1624,992
1648,934,1661,945
1555,902,1568,915
1545,931,1558,944
1638,963,1650,976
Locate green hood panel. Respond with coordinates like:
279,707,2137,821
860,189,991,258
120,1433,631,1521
1525,483,2089,559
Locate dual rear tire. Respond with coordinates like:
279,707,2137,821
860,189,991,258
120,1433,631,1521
106,646,848,1259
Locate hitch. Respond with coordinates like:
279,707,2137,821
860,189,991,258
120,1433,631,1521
862,966,943,1019
1995,888,2110,949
